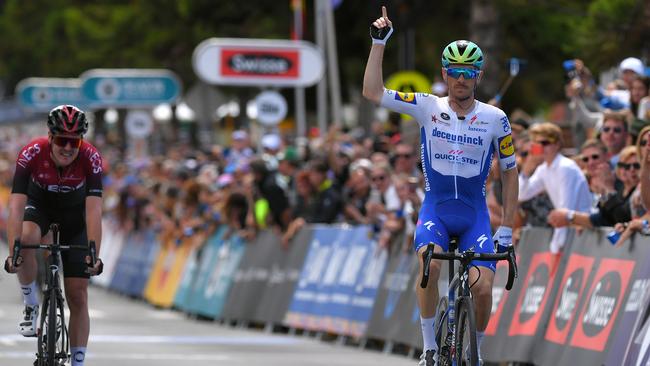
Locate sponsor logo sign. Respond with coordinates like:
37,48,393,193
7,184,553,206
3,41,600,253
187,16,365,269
545,254,595,344
498,134,515,158
193,38,324,87
395,91,416,104
570,258,635,351
509,252,557,336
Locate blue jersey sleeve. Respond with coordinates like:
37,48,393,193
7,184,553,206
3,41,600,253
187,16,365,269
380,89,430,126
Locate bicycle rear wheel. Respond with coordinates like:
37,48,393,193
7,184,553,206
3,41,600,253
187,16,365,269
454,296,478,366
434,296,451,366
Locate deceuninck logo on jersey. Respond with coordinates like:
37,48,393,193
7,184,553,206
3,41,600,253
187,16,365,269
498,134,515,158
569,258,634,351
394,92,416,104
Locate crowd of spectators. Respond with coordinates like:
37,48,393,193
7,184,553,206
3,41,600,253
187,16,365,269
0,56,649,254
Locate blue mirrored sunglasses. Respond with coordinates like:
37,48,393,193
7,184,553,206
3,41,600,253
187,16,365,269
446,67,480,79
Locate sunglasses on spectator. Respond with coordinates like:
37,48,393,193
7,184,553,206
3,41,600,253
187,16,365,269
372,175,386,182
445,67,480,80
534,140,553,146
617,162,641,170
519,151,529,158
395,153,412,159
52,135,82,149
581,154,601,163
641,139,649,147
602,126,623,134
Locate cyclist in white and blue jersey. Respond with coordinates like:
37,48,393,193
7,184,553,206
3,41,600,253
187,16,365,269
363,7,519,365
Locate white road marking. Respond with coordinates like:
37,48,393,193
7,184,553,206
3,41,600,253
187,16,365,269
0,334,303,345
0,351,231,361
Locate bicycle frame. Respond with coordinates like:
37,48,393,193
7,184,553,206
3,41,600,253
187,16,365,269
420,238,517,365
11,223,95,366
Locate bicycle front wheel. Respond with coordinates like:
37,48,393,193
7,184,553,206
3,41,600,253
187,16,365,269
454,296,478,366
434,296,451,366
40,290,67,366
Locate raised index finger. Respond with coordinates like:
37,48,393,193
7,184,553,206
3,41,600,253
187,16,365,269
381,6,388,19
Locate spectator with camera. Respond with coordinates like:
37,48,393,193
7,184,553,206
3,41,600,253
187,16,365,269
549,145,640,229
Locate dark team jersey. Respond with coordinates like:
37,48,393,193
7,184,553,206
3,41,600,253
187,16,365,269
11,137,103,209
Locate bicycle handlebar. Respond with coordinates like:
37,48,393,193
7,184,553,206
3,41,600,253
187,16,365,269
419,242,518,291
11,239,92,269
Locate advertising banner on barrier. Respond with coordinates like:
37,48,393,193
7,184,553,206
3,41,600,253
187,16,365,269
284,225,387,337
365,232,454,348
254,227,313,324
144,235,197,308
109,230,160,297
185,230,245,318
173,236,204,312
221,230,280,321
284,225,342,331
366,248,420,347
91,218,126,288
482,227,650,365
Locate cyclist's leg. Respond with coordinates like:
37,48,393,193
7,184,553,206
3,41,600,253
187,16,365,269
414,206,449,360
17,206,48,337
62,228,91,366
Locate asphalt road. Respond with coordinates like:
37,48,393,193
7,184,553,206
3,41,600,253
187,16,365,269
0,244,415,366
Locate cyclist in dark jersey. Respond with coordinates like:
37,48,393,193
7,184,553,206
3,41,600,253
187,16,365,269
4,105,103,366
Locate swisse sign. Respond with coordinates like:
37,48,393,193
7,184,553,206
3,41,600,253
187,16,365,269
193,38,324,87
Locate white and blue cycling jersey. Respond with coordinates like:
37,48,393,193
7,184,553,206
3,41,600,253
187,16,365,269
381,89,517,271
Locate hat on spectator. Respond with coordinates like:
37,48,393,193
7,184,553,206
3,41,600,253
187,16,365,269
232,130,248,140
619,57,645,76
261,133,281,151
279,146,299,162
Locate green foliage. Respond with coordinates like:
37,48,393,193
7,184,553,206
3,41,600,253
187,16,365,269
0,0,646,116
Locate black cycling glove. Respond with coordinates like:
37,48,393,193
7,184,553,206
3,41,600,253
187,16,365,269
370,25,393,45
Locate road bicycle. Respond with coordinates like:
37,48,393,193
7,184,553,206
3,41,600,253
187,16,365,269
11,223,97,366
420,238,517,365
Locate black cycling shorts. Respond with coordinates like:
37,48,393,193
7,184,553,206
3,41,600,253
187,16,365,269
24,201,89,279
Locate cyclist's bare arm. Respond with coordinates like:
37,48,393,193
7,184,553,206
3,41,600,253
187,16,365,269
7,193,27,257
85,195,102,256
362,6,391,105
500,167,519,228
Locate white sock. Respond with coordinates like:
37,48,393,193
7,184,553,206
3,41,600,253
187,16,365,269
476,331,485,359
21,281,39,306
420,316,438,352
71,347,86,366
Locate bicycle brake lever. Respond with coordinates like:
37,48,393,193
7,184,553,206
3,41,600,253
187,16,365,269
11,240,21,268
420,244,434,288
505,246,518,291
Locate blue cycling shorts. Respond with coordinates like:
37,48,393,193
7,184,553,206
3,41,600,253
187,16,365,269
413,200,496,272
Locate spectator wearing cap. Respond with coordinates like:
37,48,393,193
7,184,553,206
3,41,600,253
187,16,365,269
605,57,646,110
519,122,591,253
261,133,282,170
277,146,301,206
225,129,254,169
305,159,342,223
599,110,630,166
249,158,291,230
